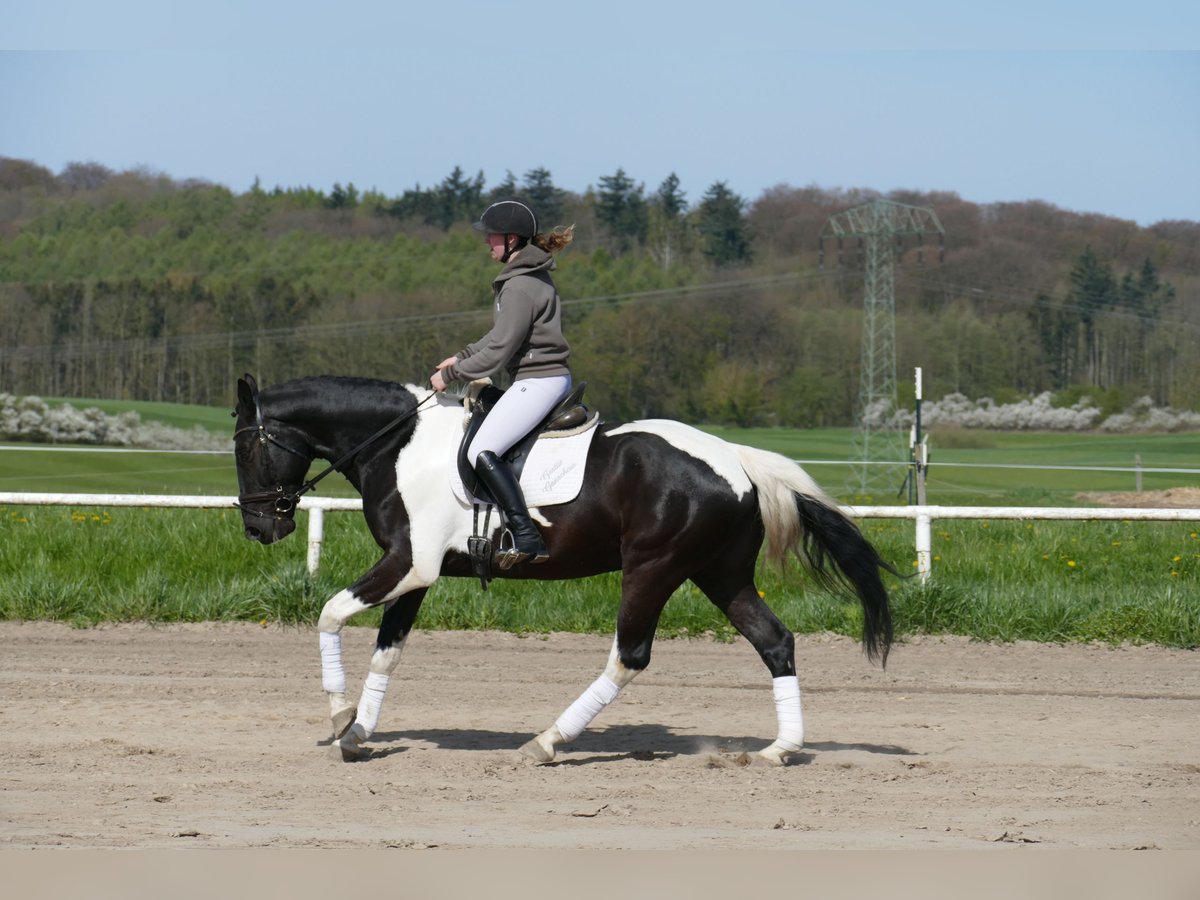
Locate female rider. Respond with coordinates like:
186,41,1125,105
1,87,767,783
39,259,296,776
430,200,574,568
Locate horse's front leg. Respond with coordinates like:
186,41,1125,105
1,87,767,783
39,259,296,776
328,588,427,761
314,552,424,757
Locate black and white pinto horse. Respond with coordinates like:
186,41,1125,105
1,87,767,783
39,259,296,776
233,374,895,766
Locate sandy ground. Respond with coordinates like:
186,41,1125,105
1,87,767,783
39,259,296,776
1,622,1198,850
1077,486,1200,508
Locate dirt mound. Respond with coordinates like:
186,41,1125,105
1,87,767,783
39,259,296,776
1076,486,1200,508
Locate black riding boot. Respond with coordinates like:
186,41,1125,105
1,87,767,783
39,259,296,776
474,450,549,569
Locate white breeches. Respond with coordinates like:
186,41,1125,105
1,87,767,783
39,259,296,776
467,374,572,464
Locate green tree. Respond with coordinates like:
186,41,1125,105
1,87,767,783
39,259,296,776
655,172,687,219
430,166,485,229
1069,245,1115,385
700,360,769,426
325,182,360,210
487,170,519,204
595,168,648,254
521,167,565,225
1028,291,1078,390
647,173,689,269
695,181,751,266
774,366,840,427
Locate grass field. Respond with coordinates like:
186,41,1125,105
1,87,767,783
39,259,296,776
1,399,1197,646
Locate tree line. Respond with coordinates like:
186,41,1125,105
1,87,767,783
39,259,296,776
0,156,1197,427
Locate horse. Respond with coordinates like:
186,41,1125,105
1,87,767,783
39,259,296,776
232,373,896,766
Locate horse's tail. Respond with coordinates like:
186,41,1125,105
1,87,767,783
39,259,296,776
734,444,895,667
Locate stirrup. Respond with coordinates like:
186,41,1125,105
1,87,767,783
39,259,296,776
496,528,549,570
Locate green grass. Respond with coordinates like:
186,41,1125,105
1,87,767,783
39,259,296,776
0,504,1195,647
1,398,1198,645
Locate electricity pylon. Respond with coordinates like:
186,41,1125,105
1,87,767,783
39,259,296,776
821,199,945,496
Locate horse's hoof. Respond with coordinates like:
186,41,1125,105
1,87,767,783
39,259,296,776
330,724,367,762
753,751,787,768
517,737,556,765
757,741,801,767
330,737,364,762
331,706,357,740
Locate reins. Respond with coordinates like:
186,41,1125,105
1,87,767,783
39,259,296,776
236,388,438,517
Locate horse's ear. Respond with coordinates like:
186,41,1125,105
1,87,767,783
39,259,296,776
237,374,258,410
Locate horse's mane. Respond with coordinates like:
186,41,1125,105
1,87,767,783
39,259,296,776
264,375,421,421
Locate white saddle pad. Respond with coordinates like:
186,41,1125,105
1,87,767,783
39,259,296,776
449,419,599,507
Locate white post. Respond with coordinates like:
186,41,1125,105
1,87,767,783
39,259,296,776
306,505,326,574
916,510,932,582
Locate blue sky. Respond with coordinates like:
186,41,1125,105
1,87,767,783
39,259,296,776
2,1,1197,225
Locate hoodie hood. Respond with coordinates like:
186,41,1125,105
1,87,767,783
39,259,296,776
494,243,556,286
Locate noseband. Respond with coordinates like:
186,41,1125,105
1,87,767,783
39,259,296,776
234,385,436,526
233,392,315,524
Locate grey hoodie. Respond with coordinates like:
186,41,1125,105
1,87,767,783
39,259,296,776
445,244,571,385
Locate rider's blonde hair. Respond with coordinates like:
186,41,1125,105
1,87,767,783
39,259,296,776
531,224,575,254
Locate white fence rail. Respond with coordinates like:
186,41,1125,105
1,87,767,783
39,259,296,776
2,491,1197,582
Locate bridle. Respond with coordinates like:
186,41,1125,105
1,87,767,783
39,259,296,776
234,385,437,526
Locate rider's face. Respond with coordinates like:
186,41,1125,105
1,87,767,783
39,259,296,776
485,232,510,261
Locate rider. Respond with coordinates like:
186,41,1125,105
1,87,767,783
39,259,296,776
430,199,574,568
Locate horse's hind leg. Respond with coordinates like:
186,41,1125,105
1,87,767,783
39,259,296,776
695,571,803,766
519,571,672,764
518,637,640,763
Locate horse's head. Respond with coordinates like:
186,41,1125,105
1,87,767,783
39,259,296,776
232,374,312,545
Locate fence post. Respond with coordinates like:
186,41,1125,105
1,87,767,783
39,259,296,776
1135,453,1143,493
306,505,325,575
916,509,933,583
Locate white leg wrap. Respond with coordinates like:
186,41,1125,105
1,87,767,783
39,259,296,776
554,674,620,743
355,671,389,739
319,631,346,694
771,675,804,750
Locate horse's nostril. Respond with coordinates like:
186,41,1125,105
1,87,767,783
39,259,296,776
245,526,260,541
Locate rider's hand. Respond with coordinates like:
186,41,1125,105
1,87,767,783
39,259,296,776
431,369,449,392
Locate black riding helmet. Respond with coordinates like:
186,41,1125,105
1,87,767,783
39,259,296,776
473,200,538,239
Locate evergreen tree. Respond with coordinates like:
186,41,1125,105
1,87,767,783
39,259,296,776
429,166,485,230
1069,245,1115,385
647,172,689,269
696,181,751,266
521,167,565,225
1029,291,1078,389
488,170,519,203
595,168,648,253
655,172,687,220
325,182,359,210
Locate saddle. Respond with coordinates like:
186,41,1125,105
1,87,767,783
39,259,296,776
456,381,596,590
456,380,594,503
